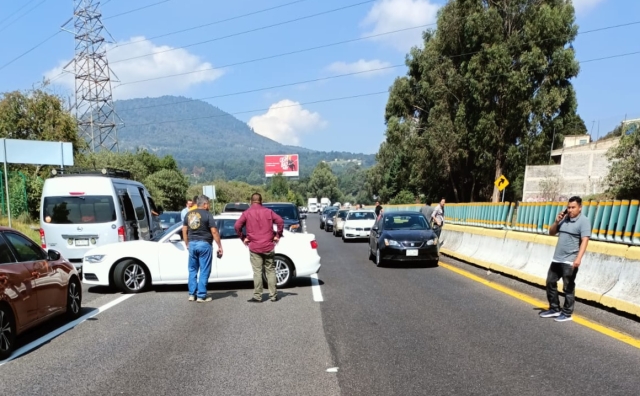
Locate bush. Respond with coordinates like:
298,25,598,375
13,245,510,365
389,190,416,205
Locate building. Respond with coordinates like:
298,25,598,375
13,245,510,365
522,135,621,202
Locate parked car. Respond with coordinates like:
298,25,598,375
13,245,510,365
222,203,250,213
342,210,376,241
0,227,82,360
319,206,338,230
332,209,350,237
263,202,306,233
39,168,163,274
158,211,182,230
368,211,439,267
81,214,321,293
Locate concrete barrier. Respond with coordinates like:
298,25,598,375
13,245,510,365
440,224,640,318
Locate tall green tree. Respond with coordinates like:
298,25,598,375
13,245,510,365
144,169,189,211
269,173,289,198
371,0,584,203
606,122,640,199
308,162,341,202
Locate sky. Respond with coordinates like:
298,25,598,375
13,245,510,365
0,0,638,155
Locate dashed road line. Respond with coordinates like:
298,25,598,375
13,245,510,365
310,273,324,302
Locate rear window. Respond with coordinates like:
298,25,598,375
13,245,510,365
43,196,117,224
348,212,375,220
264,205,299,220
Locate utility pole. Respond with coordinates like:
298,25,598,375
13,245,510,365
63,0,122,152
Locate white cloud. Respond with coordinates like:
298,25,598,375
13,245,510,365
44,36,223,100
248,100,327,145
325,59,393,77
361,0,441,52
571,0,606,14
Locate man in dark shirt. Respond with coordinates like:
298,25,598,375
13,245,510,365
234,193,284,302
182,195,223,303
375,201,383,217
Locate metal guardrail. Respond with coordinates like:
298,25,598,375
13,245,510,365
384,200,640,246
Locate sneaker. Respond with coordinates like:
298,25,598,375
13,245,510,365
188,295,196,302
539,309,561,318
197,297,213,303
554,313,573,322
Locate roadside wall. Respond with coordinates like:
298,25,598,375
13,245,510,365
440,224,640,317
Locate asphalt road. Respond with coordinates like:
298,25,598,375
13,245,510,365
2,215,640,395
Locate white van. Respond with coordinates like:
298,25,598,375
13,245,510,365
39,169,164,272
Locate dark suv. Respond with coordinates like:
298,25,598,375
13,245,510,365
263,202,306,233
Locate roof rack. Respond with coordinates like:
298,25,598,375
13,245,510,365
50,167,132,180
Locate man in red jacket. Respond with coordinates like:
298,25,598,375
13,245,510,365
235,193,285,302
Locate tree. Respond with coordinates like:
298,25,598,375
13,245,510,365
144,169,189,211
371,0,583,203
269,174,289,198
606,123,640,199
308,162,341,202
389,190,416,205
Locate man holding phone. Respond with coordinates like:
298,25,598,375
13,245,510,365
539,196,591,322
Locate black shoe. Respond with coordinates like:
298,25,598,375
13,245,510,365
247,298,262,303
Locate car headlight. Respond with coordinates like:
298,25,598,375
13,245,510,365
384,239,402,247
85,254,106,263
327,220,333,225
345,226,353,230
426,238,438,246
289,224,300,231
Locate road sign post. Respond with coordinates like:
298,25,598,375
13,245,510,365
494,175,510,203
203,185,216,215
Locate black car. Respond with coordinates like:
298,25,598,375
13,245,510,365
263,202,306,233
368,211,439,267
320,207,338,230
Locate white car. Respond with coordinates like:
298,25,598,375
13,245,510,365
81,214,321,293
342,210,377,241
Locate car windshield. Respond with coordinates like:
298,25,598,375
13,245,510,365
152,222,182,241
347,211,375,220
43,195,116,224
384,214,430,230
337,211,348,219
264,205,298,220
159,212,181,225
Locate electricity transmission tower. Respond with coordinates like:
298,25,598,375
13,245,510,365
63,0,122,152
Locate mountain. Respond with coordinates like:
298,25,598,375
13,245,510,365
114,96,376,182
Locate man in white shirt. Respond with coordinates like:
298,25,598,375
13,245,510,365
180,199,193,221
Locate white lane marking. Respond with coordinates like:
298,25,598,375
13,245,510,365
310,273,323,302
326,367,339,373
0,294,135,366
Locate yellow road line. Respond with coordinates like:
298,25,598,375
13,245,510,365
438,262,640,350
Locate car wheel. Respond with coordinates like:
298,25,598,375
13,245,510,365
114,260,149,293
263,255,294,288
66,278,82,319
375,248,384,267
0,305,16,361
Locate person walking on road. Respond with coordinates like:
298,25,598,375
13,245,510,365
539,196,591,322
182,195,223,303
234,193,284,303
431,198,445,238
180,199,193,221
374,201,383,217
421,200,434,226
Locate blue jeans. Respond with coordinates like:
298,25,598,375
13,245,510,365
188,240,213,299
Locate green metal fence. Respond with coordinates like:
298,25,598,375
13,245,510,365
0,170,29,217
384,200,640,246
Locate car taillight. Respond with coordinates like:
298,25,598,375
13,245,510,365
117,226,126,242
310,240,318,249
39,228,46,248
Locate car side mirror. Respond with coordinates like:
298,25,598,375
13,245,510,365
169,234,182,243
372,225,379,232
47,249,61,261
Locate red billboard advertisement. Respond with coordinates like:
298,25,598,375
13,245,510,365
265,154,299,177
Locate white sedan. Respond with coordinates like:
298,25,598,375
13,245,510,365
342,210,377,241
81,214,321,293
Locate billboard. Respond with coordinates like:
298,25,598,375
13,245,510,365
265,154,299,177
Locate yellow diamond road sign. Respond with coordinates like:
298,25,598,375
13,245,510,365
494,175,509,191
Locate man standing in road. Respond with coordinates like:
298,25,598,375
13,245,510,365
539,196,591,322
234,193,284,303
431,198,445,238
180,199,193,221
421,200,434,226
182,195,223,303
375,201,383,217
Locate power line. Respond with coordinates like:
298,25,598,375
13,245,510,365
0,0,49,33
125,91,388,127
110,0,376,65
0,31,61,71
0,0,38,26
115,25,428,86
115,0,312,48
119,64,404,111
103,0,172,20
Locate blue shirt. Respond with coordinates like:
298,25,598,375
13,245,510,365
180,207,189,221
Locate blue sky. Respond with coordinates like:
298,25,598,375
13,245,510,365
0,0,638,154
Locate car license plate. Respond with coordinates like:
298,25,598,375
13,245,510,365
406,249,418,256
75,239,89,247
